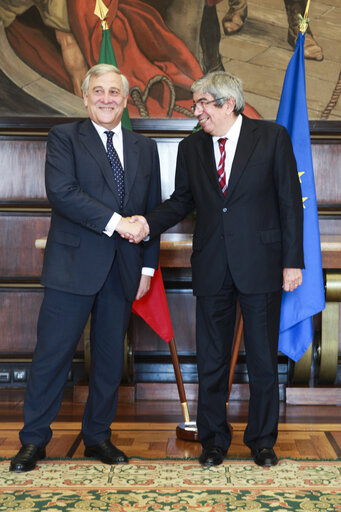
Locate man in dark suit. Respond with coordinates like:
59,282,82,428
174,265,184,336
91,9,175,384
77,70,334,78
130,71,304,467
10,64,160,472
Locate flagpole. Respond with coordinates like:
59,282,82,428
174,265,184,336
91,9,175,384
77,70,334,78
227,311,243,407
304,0,311,19
174,311,243,441
168,337,199,441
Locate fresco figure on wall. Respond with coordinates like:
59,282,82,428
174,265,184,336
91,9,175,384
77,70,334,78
146,0,224,74
220,0,323,61
0,0,260,119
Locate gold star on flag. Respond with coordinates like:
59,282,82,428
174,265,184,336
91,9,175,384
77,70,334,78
302,197,308,208
298,171,305,183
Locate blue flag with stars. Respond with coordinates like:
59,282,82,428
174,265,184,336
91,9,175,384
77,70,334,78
276,32,325,362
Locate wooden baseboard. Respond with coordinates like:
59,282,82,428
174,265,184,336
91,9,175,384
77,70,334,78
73,380,135,404
73,381,251,403
135,382,253,401
286,387,341,405
73,381,340,404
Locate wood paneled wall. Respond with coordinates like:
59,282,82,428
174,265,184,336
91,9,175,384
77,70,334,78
0,289,43,355
0,215,49,278
0,118,340,388
0,140,46,203
312,143,341,209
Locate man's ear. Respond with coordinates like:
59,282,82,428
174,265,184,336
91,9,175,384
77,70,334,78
83,93,88,107
225,97,235,114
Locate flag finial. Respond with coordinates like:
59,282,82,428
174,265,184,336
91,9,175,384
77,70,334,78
298,0,311,34
94,0,109,30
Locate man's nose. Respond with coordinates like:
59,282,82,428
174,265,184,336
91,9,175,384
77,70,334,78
193,102,204,114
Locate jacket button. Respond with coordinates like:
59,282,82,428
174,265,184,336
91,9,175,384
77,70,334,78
222,208,228,213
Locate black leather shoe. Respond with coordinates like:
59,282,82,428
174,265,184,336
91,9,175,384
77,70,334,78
252,447,278,467
199,447,225,467
10,444,46,472
84,440,128,464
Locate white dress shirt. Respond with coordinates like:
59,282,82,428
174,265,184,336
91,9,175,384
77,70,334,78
92,121,123,236
212,114,243,185
92,121,154,277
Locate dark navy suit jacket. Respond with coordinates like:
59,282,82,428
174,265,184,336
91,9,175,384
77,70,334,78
42,119,161,301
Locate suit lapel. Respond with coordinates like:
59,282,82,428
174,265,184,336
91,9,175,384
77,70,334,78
225,115,260,202
122,128,139,207
79,119,120,203
196,130,222,196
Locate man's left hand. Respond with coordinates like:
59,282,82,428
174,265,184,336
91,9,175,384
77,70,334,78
135,274,151,300
283,268,303,292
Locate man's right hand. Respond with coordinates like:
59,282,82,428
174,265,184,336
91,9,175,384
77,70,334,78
129,215,150,243
116,217,149,243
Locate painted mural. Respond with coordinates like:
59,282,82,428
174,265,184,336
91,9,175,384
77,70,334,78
0,0,339,119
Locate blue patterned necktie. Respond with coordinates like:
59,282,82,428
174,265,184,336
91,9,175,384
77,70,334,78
105,131,125,209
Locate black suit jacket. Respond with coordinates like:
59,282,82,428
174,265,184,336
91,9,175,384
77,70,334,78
41,119,161,301
146,115,304,296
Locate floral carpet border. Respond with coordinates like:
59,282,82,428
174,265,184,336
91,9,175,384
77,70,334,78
0,458,340,490
0,459,340,511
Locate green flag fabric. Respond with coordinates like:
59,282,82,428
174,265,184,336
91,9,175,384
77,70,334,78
98,28,132,130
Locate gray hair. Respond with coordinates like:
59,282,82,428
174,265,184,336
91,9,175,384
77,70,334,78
81,64,129,97
191,71,245,115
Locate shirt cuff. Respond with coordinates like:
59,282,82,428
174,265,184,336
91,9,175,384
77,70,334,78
103,212,121,237
142,267,155,277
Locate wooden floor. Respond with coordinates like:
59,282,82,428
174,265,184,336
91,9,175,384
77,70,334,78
0,388,340,462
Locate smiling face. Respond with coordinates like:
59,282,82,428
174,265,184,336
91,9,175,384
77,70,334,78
192,90,236,136
83,71,128,130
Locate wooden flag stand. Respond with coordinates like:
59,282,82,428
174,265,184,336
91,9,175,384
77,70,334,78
170,311,244,441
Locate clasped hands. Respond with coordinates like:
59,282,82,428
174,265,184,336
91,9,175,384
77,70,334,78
116,215,150,243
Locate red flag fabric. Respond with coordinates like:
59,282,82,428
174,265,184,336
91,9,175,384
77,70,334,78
132,266,174,342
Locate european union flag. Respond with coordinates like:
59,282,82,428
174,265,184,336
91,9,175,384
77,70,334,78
276,32,325,362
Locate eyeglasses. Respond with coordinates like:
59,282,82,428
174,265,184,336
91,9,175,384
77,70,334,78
190,97,227,113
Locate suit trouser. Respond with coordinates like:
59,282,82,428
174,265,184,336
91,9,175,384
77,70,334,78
20,258,132,447
196,265,282,453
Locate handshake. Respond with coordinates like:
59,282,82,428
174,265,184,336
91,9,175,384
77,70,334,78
116,215,150,244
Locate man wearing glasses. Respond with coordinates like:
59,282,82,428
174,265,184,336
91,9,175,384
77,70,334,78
128,71,304,468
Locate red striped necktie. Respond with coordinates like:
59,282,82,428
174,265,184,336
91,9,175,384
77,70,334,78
217,137,227,195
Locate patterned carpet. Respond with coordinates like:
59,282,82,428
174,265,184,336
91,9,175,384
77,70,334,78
0,458,340,511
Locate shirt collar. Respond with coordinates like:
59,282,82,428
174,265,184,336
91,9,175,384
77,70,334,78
91,120,123,139
212,114,242,145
